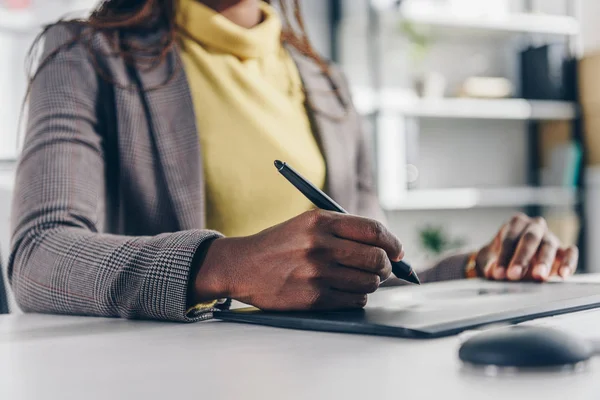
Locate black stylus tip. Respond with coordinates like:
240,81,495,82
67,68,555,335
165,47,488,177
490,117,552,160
406,271,421,285
274,160,284,171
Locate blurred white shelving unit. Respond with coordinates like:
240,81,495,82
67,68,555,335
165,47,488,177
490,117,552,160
344,8,582,39
382,186,578,211
341,0,588,267
398,10,581,37
356,0,584,214
353,87,578,121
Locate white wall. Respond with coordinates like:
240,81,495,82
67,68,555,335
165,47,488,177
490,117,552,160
581,0,600,54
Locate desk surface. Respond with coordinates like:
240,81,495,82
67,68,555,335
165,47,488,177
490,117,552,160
2,289,600,399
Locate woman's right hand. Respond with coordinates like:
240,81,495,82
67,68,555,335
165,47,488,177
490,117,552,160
193,210,404,311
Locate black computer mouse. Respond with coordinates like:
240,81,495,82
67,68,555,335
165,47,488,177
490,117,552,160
459,326,596,369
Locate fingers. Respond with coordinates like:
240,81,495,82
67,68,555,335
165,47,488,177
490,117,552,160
554,246,579,278
529,234,559,281
325,213,404,262
506,217,546,281
476,211,580,284
324,264,381,294
326,238,392,281
476,246,497,280
494,214,529,280
484,224,506,280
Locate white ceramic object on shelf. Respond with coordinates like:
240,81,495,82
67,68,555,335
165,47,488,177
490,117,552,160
458,77,514,99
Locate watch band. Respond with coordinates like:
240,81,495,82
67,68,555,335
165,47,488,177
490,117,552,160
465,252,479,279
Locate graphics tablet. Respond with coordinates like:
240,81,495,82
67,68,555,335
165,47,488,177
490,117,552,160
213,280,600,339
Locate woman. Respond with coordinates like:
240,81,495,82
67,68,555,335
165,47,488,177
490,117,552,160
9,0,578,321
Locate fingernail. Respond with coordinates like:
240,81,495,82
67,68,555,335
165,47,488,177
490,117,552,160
508,266,523,281
560,267,571,278
533,264,549,279
493,267,506,280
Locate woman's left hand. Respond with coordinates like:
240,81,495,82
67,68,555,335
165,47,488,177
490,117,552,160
475,213,579,282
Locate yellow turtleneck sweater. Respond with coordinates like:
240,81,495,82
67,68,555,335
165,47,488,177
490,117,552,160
176,0,326,238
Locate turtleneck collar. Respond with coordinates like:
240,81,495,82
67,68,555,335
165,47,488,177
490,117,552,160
177,0,282,60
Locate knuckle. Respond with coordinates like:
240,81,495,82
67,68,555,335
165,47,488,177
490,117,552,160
533,216,547,228
303,235,323,256
523,231,540,243
308,290,325,308
571,246,580,256
367,220,387,242
568,246,580,259
373,248,388,271
543,235,559,249
511,213,529,225
365,276,381,293
539,246,556,260
381,263,392,280
306,209,330,228
393,237,404,257
331,245,349,262
302,265,323,282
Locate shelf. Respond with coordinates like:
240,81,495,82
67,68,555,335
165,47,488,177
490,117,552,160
383,187,578,211
0,8,38,33
398,9,581,37
352,88,578,121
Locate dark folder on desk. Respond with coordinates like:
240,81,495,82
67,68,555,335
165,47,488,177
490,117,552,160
213,280,600,339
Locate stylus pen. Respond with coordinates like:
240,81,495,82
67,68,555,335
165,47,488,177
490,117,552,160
275,160,421,285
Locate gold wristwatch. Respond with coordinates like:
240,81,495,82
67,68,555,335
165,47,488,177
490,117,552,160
465,252,479,279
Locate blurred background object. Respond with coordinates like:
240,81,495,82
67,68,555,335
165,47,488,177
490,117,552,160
337,0,591,270
419,225,467,260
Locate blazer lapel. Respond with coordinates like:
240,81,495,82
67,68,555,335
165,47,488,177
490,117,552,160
289,49,350,203
133,46,205,230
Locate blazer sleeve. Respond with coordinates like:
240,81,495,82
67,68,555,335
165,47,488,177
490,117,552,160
8,25,224,322
326,65,386,222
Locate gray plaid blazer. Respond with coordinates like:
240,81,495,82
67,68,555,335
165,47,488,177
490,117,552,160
8,25,466,321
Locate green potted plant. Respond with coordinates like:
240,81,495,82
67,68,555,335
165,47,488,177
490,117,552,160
419,225,466,258
400,20,445,98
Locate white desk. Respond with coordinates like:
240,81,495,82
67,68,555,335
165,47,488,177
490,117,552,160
2,297,600,399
